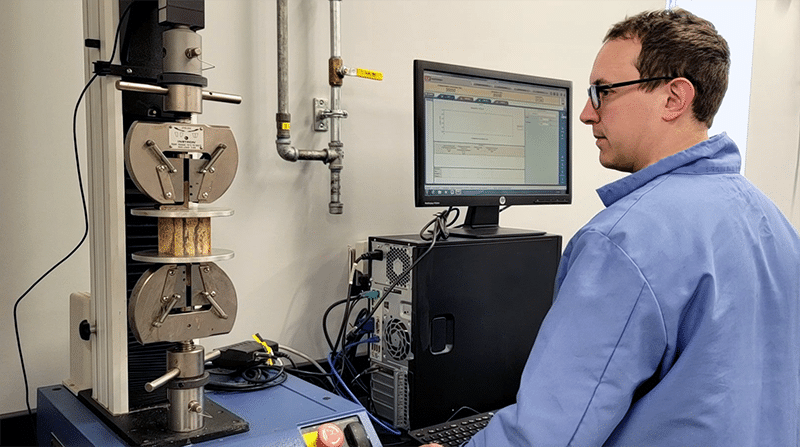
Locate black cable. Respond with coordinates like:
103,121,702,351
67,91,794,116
420,206,459,241
322,294,366,352
12,3,132,420
206,363,287,392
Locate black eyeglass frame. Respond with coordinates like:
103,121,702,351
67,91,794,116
588,77,674,109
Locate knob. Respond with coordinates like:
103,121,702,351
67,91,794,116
78,320,95,341
316,423,344,447
344,421,372,447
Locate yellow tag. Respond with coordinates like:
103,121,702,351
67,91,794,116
357,68,383,81
282,122,291,130
301,431,318,446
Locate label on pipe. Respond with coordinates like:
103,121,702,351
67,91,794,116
356,68,383,81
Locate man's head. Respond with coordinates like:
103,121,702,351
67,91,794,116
580,9,730,173
605,9,730,127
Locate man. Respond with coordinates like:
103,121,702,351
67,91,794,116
423,8,800,447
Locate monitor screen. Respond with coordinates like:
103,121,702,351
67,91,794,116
414,60,571,238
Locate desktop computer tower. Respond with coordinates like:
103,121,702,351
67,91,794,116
368,233,562,430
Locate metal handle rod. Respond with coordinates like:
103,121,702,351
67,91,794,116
205,350,221,362
115,81,242,104
201,90,242,104
145,367,181,392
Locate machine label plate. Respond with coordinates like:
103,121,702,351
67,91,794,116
169,125,204,150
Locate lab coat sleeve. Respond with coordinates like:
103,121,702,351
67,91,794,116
466,230,667,447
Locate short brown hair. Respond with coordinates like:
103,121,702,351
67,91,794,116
605,8,730,127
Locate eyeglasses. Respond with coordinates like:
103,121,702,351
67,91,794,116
588,77,674,109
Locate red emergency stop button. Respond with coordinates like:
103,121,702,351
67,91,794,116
317,423,345,447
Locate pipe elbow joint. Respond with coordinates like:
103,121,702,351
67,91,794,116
276,139,298,162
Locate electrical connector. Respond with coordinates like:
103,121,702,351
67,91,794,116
362,250,384,261
359,317,375,333
212,340,269,369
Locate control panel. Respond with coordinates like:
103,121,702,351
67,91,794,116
300,415,374,447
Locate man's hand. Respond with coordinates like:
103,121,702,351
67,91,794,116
420,444,444,447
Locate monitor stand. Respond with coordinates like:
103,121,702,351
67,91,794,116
448,206,546,238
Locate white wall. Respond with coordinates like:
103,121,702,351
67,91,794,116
7,0,791,417
672,0,757,169
745,0,800,225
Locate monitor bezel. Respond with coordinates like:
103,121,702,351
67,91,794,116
413,59,573,209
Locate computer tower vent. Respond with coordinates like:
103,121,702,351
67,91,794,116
386,247,411,287
371,368,410,429
385,318,411,361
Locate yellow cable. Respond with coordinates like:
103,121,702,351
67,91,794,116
252,334,274,366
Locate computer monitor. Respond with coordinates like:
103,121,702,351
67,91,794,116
414,60,572,238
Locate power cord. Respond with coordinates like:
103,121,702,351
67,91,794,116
12,3,132,421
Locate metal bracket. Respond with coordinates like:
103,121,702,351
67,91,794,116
93,61,161,82
314,98,329,132
153,266,180,328
198,264,228,319
156,164,177,202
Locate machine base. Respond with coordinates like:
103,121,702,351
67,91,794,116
76,389,248,446
37,375,383,446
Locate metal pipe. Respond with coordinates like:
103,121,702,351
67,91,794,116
275,0,329,163
277,0,289,120
275,0,297,161
274,0,346,211
328,0,344,214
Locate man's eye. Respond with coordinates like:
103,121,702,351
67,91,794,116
600,89,613,97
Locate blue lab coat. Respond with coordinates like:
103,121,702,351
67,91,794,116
467,133,800,446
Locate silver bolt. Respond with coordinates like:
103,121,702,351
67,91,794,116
209,167,215,173
165,192,173,198
188,400,202,413
126,68,133,74
201,192,209,199
210,291,216,297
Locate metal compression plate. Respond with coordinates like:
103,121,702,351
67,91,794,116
131,248,234,264
129,263,237,344
130,206,234,218
124,121,239,204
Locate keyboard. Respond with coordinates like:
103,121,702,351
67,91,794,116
408,411,494,447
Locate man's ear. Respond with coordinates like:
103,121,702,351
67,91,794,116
662,77,696,122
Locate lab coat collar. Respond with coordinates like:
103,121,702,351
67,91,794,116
596,133,741,207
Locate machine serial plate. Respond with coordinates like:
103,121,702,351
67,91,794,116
169,125,204,150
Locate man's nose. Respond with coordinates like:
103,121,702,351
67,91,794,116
579,98,599,125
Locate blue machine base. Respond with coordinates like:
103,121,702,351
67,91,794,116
37,375,383,446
